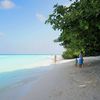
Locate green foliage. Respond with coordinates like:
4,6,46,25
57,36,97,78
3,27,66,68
62,49,80,59
62,50,74,59
46,0,100,58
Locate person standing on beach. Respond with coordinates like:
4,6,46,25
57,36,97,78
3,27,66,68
78,51,84,68
75,56,78,67
79,51,83,59
54,55,57,63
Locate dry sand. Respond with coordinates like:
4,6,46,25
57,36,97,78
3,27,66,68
0,56,100,100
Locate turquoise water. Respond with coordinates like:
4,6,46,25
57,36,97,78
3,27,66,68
0,55,52,73
0,55,52,91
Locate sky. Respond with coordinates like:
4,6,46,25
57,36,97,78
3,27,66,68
0,0,73,54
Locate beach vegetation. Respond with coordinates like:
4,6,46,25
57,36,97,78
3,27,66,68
45,0,100,59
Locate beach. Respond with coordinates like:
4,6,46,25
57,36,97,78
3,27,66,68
0,56,100,100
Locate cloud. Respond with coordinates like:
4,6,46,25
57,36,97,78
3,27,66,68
0,0,15,9
36,13,46,22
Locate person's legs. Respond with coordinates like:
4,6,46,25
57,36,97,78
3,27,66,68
79,64,82,68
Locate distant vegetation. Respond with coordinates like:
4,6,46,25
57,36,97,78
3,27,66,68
46,0,100,59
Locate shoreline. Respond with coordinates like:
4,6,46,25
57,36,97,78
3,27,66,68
0,56,100,100
0,54,62,73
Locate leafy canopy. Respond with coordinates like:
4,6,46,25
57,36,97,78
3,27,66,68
46,0,100,58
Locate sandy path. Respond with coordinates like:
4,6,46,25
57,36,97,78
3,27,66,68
21,56,100,100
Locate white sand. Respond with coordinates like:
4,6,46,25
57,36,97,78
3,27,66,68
0,56,100,100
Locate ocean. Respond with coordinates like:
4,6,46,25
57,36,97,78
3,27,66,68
0,55,53,91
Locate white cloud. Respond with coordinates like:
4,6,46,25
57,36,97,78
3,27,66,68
0,0,15,9
36,13,46,22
